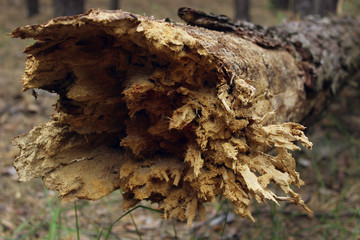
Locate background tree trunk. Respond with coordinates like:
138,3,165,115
270,0,289,10
234,0,250,21
26,0,39,17
318,0,338,16
294,0,338,18
53,0,85,17
293,0,314,18
109,0,120,10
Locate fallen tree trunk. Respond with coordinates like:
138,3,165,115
11,9,360,224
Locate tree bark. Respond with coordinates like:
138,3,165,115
234,0,250,21
26,0,39,17
11,9,360,224
53,0,84,17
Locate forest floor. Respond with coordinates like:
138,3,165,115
1,0,360,239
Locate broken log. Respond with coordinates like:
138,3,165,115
11,9,360,224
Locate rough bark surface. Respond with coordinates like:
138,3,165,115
273,16,360,122
11,9,360,224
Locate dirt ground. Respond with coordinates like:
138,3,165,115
1,0,360,239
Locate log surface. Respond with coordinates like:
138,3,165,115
11,9,360,223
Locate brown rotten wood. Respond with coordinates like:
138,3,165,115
11,9,360,224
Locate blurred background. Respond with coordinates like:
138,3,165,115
1,0,360,239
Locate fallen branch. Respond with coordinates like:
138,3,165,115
11,9,360,224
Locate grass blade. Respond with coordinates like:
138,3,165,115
48,207,61,240
130,213,142,240
74,202,80,240
220,204,229,240
97,229,104,240
104,205,162,239
172,219,178,239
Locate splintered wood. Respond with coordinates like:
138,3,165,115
12,9,313,224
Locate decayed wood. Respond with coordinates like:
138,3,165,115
11,9,360,224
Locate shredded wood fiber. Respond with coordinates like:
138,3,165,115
12,9,313,224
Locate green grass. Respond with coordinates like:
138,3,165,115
74,202,80,240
